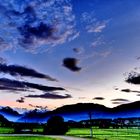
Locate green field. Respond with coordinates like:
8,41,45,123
0,127,14,134
67,128,140,140
0,136,61,140
1,127,140,140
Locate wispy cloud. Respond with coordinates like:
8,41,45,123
86,21,107,33
0,37,12,51
91,36,105,48
111,98,130,105
111,98,130,102
0,78,65,92
99,51,111,58
0,63,57,81
26,93,72,99
112,102,126,105
0,57,7,64
81,12,109,33
121,89,140,93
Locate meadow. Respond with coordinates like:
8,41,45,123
0,127,140,140
66,128,140,140
0,136,62,140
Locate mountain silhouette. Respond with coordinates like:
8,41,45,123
0,114,9,123
1,101,140,122
0,106,22,122
17,101,140,123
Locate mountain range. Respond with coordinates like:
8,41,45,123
0,101,140,123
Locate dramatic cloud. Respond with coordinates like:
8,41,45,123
16,97,25,103
121,89,140,93
93,97,105,100
0,78,65,92
18,22,58,49
26,93,72,99
0,0,77,52
63,58,81,72
0,64,57,81
111,98,130,102
125,72,140,84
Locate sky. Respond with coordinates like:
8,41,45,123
0,0,140,110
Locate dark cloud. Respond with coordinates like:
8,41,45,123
0,78,65,92
63,58,81,72
113,87,119,90
0,0,77,52
24,82,64,91
136,57,140,60
0,86,30,92
73,48,83,54
121,89,131,93
16,97,25,103
26,93,72,99
0,63,57,81
121,89,140,93
18,22,58,49
93,97,105,100
112,102,125,105
111,98,130,102
125,72,140,84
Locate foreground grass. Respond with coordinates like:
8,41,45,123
67,128,140,140
0,136,62,140
1,127,140,140
0,127,14,134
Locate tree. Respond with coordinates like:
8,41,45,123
43,116,68,135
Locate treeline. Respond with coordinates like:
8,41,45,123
67,117,140,129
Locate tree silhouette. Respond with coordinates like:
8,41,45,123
43,116,68,135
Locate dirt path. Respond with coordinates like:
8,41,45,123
48,135,89,140
0,134,89,140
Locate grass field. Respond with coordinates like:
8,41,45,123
0,136,61,140
0,127,14,134
1,127,140,140
66,128,140,140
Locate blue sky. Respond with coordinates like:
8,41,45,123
0,0,140,110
